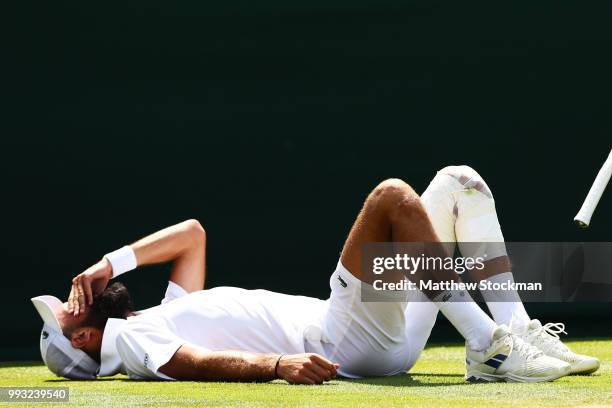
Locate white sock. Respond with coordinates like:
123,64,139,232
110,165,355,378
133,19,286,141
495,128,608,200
433,288,497,351
481,272,530,331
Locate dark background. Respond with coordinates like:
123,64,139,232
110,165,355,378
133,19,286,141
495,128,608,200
3,1,612,361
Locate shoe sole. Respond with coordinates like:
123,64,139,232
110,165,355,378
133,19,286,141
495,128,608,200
465,368,569,383
569,360,600,375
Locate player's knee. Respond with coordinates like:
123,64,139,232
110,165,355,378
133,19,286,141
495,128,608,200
181,219,206,245
373,178,416,200
438,164,481,179
374,178,426,220
438,165,493,199
392,194,428,224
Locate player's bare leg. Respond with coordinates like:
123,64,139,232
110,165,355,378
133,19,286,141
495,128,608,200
340,178,570,382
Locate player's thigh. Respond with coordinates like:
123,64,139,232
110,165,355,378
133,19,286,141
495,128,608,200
340,204,391,282
322,334,412,378
323,263,437,377
340,179,418,282
321,261,410,374
403,299,440,370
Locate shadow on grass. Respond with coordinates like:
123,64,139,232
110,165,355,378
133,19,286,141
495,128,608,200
44,378,339,386
0,361,42,368
346,372,467,387
44,373,468,387
45,378,129,383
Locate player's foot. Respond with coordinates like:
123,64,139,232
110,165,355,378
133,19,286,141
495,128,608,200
465,325,570,383
521,319,600,375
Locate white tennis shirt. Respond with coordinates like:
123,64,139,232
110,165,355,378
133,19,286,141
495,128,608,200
99,282,328,379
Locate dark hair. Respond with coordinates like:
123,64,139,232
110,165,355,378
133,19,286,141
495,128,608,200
79,282,134,330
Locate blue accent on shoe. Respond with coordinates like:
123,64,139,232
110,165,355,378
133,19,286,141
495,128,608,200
484,358,502,368
492,354,508,361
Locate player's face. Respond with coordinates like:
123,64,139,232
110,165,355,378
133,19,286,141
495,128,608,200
56,302,87,337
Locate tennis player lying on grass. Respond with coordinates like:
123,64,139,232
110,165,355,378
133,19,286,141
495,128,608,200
32,166,599,384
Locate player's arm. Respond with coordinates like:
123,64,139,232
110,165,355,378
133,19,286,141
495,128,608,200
158,344,339,384
130,219,206,292
68,219,206,315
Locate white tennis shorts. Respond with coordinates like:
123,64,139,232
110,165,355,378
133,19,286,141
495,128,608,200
305,261,439,378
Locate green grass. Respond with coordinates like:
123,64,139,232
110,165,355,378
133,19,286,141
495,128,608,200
1,340,611,407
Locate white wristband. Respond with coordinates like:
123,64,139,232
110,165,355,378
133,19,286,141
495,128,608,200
104,246,137,278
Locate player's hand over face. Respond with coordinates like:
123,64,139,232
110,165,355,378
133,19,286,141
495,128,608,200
68,258,113,316
276,353,340,385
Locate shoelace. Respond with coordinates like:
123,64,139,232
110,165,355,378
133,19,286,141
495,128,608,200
542,322,568,339
511,334,543,360
532,322,569,353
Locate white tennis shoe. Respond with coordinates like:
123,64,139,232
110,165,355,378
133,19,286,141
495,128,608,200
465,325,570,382
521,319,600,375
